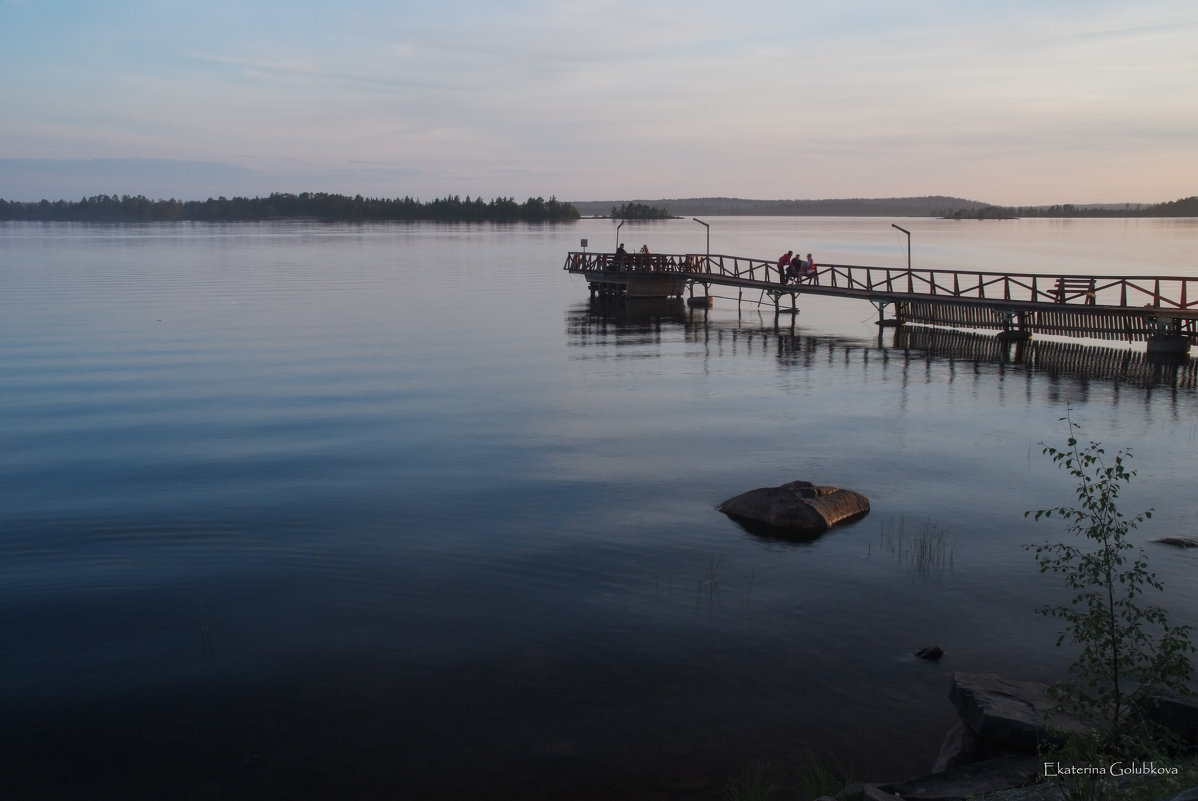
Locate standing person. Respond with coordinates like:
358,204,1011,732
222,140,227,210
777,250,793,283
804,253,818,284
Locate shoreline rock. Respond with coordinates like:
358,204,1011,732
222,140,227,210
948,672,1088,753
871,755,1042,801
849,672,1198,801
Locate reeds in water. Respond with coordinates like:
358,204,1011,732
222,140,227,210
874,515,957,572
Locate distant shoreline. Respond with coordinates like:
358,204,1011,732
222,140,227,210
2,192,1195,223
571,195,1198,219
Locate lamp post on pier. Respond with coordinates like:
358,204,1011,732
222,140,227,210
692,217,709,266
891,224,911,271
615,220,624,253
688,217,714,308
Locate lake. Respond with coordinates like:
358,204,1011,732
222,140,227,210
1,216,1196,799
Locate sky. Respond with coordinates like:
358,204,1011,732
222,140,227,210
1,0,1196,205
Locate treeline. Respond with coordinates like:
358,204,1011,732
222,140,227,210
609,202,672,220
947,195,1198,220
0,192,582,223
573,195,990,217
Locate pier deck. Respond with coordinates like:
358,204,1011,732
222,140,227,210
563,251,1198,350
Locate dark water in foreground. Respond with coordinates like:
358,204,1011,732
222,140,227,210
1,218,1197,799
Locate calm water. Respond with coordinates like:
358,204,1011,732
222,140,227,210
1,217,1197,799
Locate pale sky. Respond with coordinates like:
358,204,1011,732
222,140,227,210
1,0,1196,205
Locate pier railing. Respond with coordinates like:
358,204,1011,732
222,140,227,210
812,263,1196,311
566,252,707,274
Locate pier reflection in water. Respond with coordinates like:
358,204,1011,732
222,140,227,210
567,297,1198,396
891,327,1197,391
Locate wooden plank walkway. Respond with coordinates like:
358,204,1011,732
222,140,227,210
563,251,1198,349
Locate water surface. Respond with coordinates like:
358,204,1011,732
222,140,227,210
1,217,1196,799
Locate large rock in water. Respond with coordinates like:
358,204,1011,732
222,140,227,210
718,480,870,535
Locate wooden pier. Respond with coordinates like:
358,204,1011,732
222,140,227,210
563,251,1198,353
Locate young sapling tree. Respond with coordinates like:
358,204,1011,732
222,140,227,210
1026,414,1193,754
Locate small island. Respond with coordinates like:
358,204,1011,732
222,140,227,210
608,201,673,220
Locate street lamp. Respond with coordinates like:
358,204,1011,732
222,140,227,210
891,224,911,271
615,220,625,253
692,217,709,265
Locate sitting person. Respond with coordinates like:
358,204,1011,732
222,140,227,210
636,243,652,270
790,255,808,282
803,253,818,284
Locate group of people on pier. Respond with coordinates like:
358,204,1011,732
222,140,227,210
778,250,818,284
612,242,671,272
610,242,818,282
